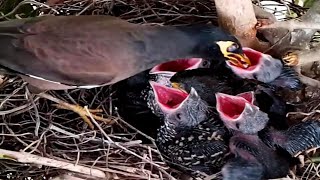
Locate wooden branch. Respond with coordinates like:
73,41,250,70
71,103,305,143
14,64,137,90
0,149,107,179
290,0,320,49
258,20,320,32
252,4,277,22
213,0,269,51
258,0,320,55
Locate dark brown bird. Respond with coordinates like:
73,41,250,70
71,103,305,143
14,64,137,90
0,15,250,91
0,15,251,127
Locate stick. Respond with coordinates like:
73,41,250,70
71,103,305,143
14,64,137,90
0,148,107,179
258,19,320,32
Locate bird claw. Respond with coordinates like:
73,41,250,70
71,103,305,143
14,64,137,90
53,104,113,129
282,52,299,66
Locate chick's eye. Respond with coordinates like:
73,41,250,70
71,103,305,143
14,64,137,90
227,43,239,52
202,60,210,67
176,113,181,120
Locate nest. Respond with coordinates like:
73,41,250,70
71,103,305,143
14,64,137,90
0,0,319,180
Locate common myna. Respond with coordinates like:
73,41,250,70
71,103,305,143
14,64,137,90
217,92,320,180
222,132,294,180
150,85,319,179
225,47,302,90
0,15,250,90
170,47,302,102
113,58,208,139
0,15,250,127
150,81,229,178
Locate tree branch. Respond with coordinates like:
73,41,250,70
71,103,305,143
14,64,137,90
213,0,269,51
259,19,320,32
253,1,320,88
0,148,107,179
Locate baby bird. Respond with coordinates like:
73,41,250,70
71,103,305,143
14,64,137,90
169,47,302,107
113,58,209,139
216,92,320,180
150,81,229,177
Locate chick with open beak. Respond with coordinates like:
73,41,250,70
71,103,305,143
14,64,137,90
150,81,229,178
223,47,302,90
216,91,269,134
216,91,320,156
215,92,320,180
114,57,209,141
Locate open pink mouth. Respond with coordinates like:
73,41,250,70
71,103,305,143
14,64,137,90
150,81,189,112
242,48,261,70
149,58,203,74
240,48,262,71
216,92,254,120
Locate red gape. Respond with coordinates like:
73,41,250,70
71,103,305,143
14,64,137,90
149,81,188,112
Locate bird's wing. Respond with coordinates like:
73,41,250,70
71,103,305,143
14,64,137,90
222,156,264,180
0,16,164,86
261,120,320,155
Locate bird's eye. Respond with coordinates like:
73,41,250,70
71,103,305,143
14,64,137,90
176,113,181,120
235,122,240,129
202,60,210,67
227,43,239,52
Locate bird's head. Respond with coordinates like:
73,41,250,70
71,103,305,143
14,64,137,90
215,41,252,69
176,25,252,69
228,47,302,90
215,91,269,134
149,81,209,128
224,47,283,82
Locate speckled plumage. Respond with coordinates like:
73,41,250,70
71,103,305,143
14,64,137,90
156,113,230,177
151,87,231,177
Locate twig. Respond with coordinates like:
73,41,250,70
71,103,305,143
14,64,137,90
0,97,39,115
0,0,58,19
85,107,177,180
258,19,320,32
0,82,27,109
26,87,41,137
0,148,107,178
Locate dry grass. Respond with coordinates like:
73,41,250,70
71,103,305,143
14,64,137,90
0,0,319,179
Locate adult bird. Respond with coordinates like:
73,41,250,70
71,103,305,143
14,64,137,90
0,15,251,128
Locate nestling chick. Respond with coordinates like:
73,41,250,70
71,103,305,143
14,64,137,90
216,92,320,180
170,48,302,104
227,47,302,90
150,81,229,177
114,58,208,139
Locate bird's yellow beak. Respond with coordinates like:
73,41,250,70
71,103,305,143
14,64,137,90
171,82,188,93
216,41,251,69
